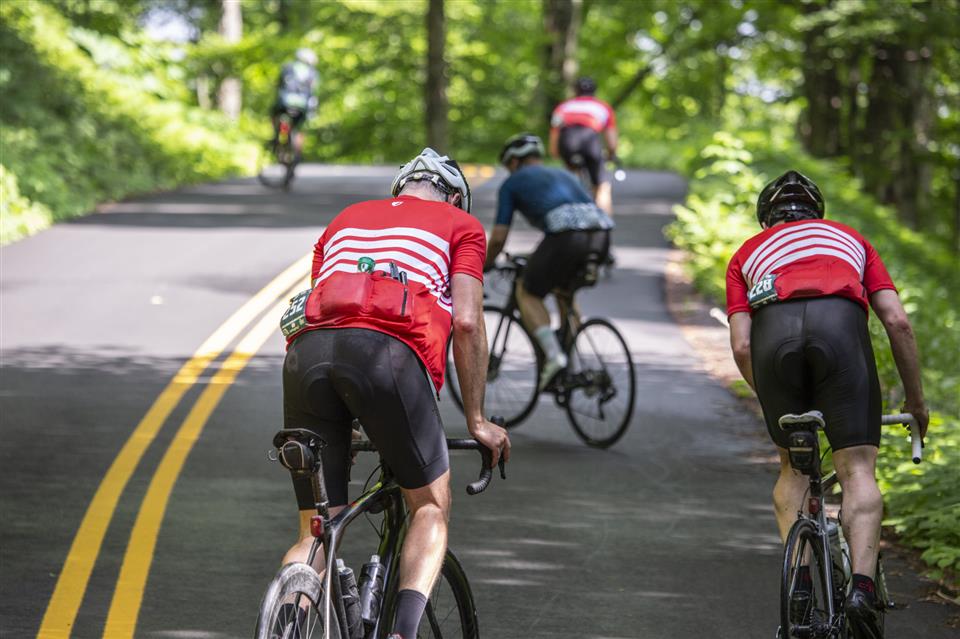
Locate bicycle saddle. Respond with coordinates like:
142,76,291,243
778,410,826,432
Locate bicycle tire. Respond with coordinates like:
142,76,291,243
563,318,635,448
254,562,336,639
381,550,478,639
419,550,478,639
780,518,837,639
258,140,296,190
446,305,540,428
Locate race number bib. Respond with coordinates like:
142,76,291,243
748,274,779,309
280,289,312,338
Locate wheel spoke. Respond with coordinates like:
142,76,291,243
565,319,635,448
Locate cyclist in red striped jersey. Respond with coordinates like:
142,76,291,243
277,148,510,639
549,77,619,215
725,170,928,638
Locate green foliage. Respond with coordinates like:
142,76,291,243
0,165,53,243
0,1,258,244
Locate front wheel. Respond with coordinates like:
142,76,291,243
254,562,329,639
446,305,540,428
563,318,635,448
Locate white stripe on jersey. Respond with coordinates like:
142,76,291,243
325,226,450,257
318,249,447,291
742,223,865,283
745,236,865,286
752,247,865,286
743,223,861,275
324,237,449,281
555,99,611,126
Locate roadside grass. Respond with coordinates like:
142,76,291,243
0,2,259,245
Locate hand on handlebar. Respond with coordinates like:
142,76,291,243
902,401,929,439
469,417,511,467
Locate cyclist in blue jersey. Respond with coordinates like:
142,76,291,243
484,133,614,387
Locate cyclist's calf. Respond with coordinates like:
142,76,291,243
397,469,452,595
833,446,882,578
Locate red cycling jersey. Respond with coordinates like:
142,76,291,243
550,96,617,133
726,219,896,317
289,195,486,390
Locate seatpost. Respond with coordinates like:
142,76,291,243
312,469,331,520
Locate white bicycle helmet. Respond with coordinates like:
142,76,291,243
499,133,545,166
391,148,472,213
295,48,318,66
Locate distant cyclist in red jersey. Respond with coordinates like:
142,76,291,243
549,76,618,215
278,148,510,639
725,170,928,639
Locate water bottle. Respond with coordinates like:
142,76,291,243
827,520,851,594
357,554,386,628
336,559,362,639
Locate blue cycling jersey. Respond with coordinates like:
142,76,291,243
495,165,613,233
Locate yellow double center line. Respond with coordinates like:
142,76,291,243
38,253,312,638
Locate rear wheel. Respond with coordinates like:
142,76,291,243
255,562,336,639
258,138,296,189
415,551,478,638
563,318,635,448
780,519,838,639
446,305,540,428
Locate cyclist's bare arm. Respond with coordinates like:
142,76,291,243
451,273,511,464
728,311,756,391
484,224,509,271
548,127,560,159
603,125,618,158
869,289,929,436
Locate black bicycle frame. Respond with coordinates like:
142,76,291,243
289,436,499,639
797,453,842,626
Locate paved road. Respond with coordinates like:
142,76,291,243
1,166,953,638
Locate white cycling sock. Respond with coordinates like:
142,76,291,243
534,325,562,361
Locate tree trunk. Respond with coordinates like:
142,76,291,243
541,0,582,126
217,0,242,121
861,43,934,230
798,11,843,158
425,0,448,151
953,170,960,252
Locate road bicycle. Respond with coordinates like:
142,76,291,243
258,109,302,190
777,411,922,639
255,424,506,639
446,254,636,448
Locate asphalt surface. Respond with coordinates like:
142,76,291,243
1,165,954,638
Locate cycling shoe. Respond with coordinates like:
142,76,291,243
846,588,884,639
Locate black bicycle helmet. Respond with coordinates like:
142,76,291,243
756,170,825,226
575,76,597,95
498,133,545,166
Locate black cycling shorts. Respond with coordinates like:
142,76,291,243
558,125,607,186
523,230,610,298
271,101,307,129
750,297,881,451
282,328,448,509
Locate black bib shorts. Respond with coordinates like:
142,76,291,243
282,328,448,509
558,125,607,186
523,229,610,298
750,296,881,451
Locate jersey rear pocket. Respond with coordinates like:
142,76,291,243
365,272,413,324
306,270,413,325
306,272,368,322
